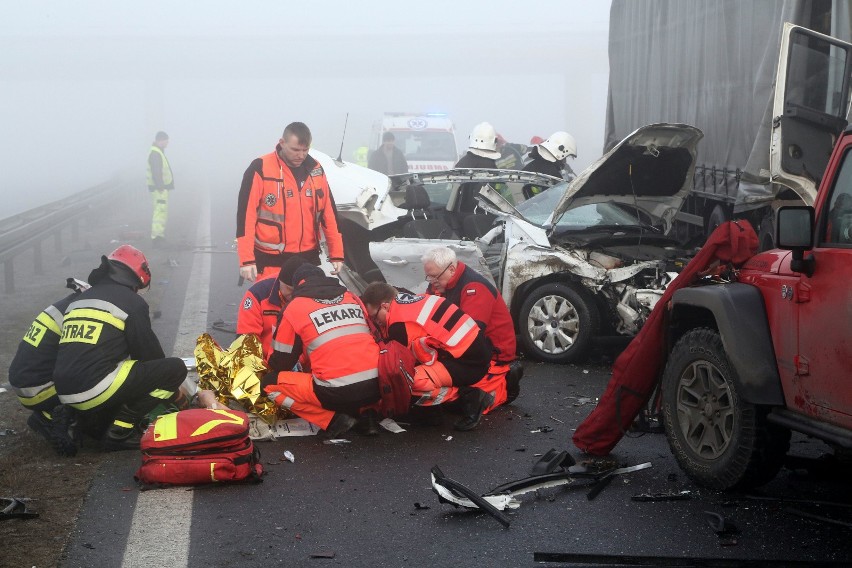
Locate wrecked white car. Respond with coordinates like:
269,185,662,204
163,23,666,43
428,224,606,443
366,123,703,364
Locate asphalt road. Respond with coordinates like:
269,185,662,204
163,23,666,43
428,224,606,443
51,186,852,568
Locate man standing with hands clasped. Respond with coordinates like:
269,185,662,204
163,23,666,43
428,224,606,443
236,122,345,282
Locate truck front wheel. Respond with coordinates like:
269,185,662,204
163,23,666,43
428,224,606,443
661,328,789,490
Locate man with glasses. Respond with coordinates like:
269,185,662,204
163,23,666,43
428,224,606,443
361,282,494,431
423,247,523,405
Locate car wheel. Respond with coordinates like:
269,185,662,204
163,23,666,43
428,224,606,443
517,282,599,364
661,328,790,490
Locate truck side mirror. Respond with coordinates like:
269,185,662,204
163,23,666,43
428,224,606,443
775,205,815,276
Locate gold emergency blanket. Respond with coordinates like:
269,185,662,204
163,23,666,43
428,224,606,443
194,333,279,423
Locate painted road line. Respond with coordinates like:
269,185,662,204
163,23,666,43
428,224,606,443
120,193,211,568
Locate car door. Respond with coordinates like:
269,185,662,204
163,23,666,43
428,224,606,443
770,22,852,205
793,141,852,427
369,239,496,294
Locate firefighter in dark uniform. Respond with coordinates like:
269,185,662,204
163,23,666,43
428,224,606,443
8,278,89,456
522,131,577,198
455,122,502,213
53,245,188,451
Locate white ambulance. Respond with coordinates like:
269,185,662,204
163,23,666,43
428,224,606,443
370,112,459,172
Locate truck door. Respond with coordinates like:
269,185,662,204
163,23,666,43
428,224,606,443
793,138,852,427
770,23,852,205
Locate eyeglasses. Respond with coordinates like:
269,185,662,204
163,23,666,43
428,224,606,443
368,303,388,320
425,264,452,282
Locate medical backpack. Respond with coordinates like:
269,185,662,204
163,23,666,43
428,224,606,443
377,339,416,418
135,408,264,486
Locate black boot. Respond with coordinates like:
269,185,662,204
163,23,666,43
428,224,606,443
356,409,381,436
454,388,494,432
323,412,357,438
27,406,79,457
505,361,525,404
102,404,146,452
27,406,78,457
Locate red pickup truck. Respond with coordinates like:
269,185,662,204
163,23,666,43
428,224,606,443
660,24,852,489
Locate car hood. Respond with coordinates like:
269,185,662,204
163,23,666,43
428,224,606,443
479,124,703,234
310,149,403,230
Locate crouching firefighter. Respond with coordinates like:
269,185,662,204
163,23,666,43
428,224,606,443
361,282,494,431
262,264,381,438
8,278,90,456
52,245,188,451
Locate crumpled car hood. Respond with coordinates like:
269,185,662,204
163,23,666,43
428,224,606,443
549,123,703,231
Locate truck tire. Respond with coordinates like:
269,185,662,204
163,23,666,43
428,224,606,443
517,282,599,364
705,204,729,236
661,328,789,490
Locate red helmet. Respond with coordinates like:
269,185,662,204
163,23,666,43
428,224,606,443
530,135,545,146
108,245,151,288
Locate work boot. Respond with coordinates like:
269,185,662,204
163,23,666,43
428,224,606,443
28,406,79,457
102,422,144,452
27,410,77,457
102,403,148,451
356,409,381,436
505,361,525,405
453,388,495,432
323,412,357,438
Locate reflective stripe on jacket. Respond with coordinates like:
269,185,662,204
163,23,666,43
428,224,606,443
235,149,344,267
8,292,79,400
385,292,479,358
271,290,378,409
53,280,164,397
428,262,516,363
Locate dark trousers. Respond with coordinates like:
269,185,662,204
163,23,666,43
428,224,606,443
80,357,187,437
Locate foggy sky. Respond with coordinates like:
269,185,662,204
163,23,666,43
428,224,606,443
1,1,611,217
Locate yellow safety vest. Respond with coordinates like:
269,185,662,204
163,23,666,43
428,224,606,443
147,145,173,188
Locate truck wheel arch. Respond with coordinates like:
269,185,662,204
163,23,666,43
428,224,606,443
669,283,784,405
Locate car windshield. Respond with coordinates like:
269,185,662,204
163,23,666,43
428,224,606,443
515,184,649,230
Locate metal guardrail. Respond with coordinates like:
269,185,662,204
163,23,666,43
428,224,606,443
0,178,129,293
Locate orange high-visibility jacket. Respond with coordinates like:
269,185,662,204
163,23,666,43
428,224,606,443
385,292,480,358
236,149,344,268
271,290,378,409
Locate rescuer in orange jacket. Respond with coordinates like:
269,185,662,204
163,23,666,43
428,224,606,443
236,256,306,362
423,246,524,406
262,264,380,438
361,282,494,431
236,122,345,282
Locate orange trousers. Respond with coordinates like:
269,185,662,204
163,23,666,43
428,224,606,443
263,371,334,430
410,360,509,412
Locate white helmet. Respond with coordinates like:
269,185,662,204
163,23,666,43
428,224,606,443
538,131,577,162
468,122,501,159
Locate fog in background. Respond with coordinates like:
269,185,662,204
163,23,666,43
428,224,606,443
1,1,611,220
